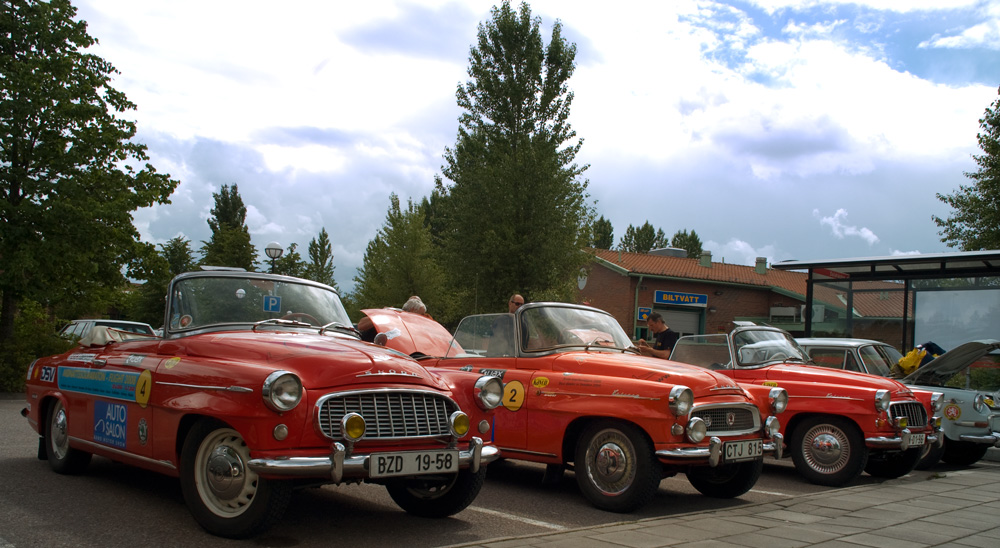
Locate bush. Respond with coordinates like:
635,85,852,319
0,300,73,393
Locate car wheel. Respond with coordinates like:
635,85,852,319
687,459,763,498
940,440,990,466
790,416,867,486
179,420,291,538
864,447,922,479
44,399,92,474
914,439,945,470
574,420,661,513
386,467,487,518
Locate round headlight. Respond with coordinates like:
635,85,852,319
669,386,694,417
262,371,302,413
450,411,470,437
475,376,503,410
769,387,788,414
686,416,707,443
874,389,890,413
765,416,781,438
341,412,366,441
973,393,986,413
931,391,944,413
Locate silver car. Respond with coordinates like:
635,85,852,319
796,337,1000,468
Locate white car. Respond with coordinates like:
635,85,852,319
796,337,1000,468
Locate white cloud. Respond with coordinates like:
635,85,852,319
814,209,880,245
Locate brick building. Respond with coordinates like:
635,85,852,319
576,248,908,346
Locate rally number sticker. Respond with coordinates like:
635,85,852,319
503,380,525,412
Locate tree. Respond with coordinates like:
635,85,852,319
352,194,453,322
591,215,614,249
126,236,196,326
0,0,178,343
272,242,306,277
305,228,337,289
934,86,1000,250
671,229,703,258
200,184,257,270
439,0,593,311
618,222,668,253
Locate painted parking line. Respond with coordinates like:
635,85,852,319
749,489,792,496
466,506,569,530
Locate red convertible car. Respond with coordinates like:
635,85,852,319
670,324,943,486
363,303,787,513
22,269,503,538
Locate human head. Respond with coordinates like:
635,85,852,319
402,296,426,315
508,294,525,314
647,312,667,334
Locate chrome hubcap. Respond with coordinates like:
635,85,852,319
595,442,627,484
206,446,246,500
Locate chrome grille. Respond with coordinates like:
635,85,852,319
890,401,927,426
691,404,760,434
317,390,457,440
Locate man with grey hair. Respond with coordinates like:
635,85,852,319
402,295,427,315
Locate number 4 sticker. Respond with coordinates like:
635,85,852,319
136,370,152,409
503,380,525,411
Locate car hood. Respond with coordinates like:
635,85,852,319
167,331,448,391
362,308,455,357
549,353,746,395
902,339,1000,387
761,363,913,394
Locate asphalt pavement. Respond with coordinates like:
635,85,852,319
444,450,1000,548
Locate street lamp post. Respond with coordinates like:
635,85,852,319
265,242,284,273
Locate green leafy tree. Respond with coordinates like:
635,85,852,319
353,194,453,322
934,86,1000,250
591,215,614,249
439,0,593,311
200,184,257,270
162,236,197,276
305,228,338,289
0,0,178,343
618,222,668,253
272,242,307,277
671,228,703,258
127,236,197,326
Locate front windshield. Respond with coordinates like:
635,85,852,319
670,334,733,370
858,345,900,376
168,275,351,333
519,306,632,353
732,329,808,366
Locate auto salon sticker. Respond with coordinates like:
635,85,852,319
94,401,127,449
58,367,142,403
944,404,961,420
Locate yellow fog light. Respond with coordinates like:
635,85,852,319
451,411,470,437
894,416,908,429
341,412,366,441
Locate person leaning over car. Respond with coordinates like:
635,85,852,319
637,312,678,359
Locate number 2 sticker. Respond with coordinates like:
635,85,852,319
503,380,525,412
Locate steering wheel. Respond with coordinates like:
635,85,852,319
281,312,319,325
770,352,789,361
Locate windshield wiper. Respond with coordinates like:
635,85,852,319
252,318,313,331
319,321,361,337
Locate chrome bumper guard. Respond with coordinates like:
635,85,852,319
655,434,783,467
246,437,498,482
958,432,1000,446
865,429,942,450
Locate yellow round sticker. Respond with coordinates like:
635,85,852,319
136,370,152,409
503,380,526,412
532,377,549,388
164,357,181,369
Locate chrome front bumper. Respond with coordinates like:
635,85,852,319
866,429,942,450
958,432,1000,446
247,437,498,482
655,434,783,467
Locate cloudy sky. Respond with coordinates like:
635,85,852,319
73,0,999,292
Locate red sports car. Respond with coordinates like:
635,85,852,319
23,269,502,538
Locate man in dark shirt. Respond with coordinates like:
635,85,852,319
637,312,678,359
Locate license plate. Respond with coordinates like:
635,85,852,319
723,439,763,462
370,450,458,478
907,433,926,447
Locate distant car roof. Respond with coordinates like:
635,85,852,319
796,338,887,348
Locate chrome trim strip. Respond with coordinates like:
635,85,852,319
535,390,660,401
246,437,498,479
155,381,253,393
71,437,176,471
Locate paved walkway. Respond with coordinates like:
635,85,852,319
446,455,1000,548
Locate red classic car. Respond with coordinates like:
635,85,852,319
363,303,787,513
670,324,943,486
22,270,502,538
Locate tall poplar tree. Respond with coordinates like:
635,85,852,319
0,0,178,342
591,216,614,249
934,86,1000,250
305,228,337,289
439,0,593,310
200,184,257,270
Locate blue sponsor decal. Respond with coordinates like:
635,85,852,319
58,367,140,401
94,401,127,449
